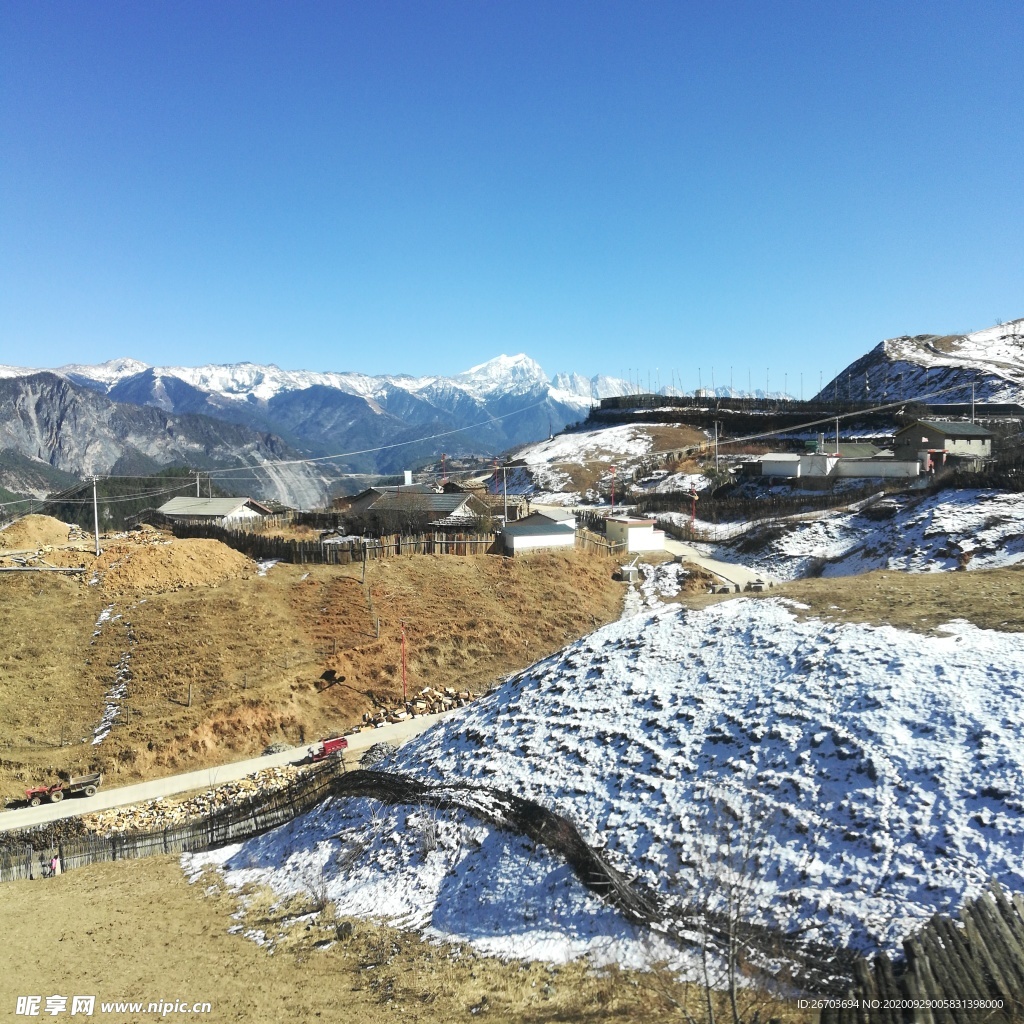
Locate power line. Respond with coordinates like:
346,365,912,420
200,398,552,477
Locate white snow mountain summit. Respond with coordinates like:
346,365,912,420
0,354,630,494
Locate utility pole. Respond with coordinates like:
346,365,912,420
196,472,200,497
501,464,508,522
610,465,616,508
92,477,101,557
400,620,407,704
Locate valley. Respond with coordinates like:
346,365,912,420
2,323,1024,1022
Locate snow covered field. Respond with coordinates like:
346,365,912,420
707,490,1024,581
187,575,1024,967
508,423,657,503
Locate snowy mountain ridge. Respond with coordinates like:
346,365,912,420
0,354,632,477
2,353,626,408
819,317,1024,403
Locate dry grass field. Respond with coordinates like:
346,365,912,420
0,524,625,802
766,564,1024,633
0,855,812,1024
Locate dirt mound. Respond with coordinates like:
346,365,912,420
0,514,75,551
96,538,255,592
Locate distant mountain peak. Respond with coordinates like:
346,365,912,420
454,353,550,394
59,357,150,384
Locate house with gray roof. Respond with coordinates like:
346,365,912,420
500,509,577,555
344,485,489,533
893,420,993,471
156,496,274,524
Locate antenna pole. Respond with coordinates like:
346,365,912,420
92,477,101,557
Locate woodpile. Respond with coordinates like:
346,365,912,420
360,686,480,728
82,765,305,835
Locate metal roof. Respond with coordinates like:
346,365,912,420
896,420,994,438
533,508,576,522
157,497,269,517
502,513,575,535
369,491,477,514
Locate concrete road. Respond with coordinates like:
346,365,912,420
0,711,455,834
663,537,776,590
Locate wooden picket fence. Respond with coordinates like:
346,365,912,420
0,761,342,883
821,882,1024,1023
170,523,500,564
575,530,628,557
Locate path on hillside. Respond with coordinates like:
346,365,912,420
662,537,776,589
0,712,454,834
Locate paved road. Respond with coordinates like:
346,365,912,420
663,537,776,590
0,712,454,834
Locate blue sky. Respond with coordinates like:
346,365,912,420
1,1,1021,392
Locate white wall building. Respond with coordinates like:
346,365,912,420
501,510,576,555
605,516,665,553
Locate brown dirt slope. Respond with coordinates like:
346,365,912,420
0,541,624,801
765,565,1024,633
92,537,255,592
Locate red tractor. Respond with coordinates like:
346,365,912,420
306,737,348,763
25,772,102,807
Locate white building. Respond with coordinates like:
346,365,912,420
605,515,665,553
501,510,576,555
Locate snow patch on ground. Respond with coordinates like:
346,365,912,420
711,490,1024,581
187,594,1024,963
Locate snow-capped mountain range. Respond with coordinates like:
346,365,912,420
0,355,630,504
816,318,1024,404
0,353,624,409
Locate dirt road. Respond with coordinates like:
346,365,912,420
663,537,776,589
0,711,454,834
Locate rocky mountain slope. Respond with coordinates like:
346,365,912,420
0,355,629,475
816,318,1024,404
0,373,332,507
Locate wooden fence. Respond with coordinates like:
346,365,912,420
0,761,342,883
575,530,628,557
170,523,500,564
821,882,1024,1023
0,767,661,931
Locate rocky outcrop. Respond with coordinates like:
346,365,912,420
0,373,334,506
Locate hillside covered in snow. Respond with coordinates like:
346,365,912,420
817,318,1024,404
190,574,1024,969
689,489,1024,581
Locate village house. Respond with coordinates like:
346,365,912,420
441,480,527,521
892,420,994,471
500,509,576,554
604,515,666,553
156,496,274,525
343,484,489,533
